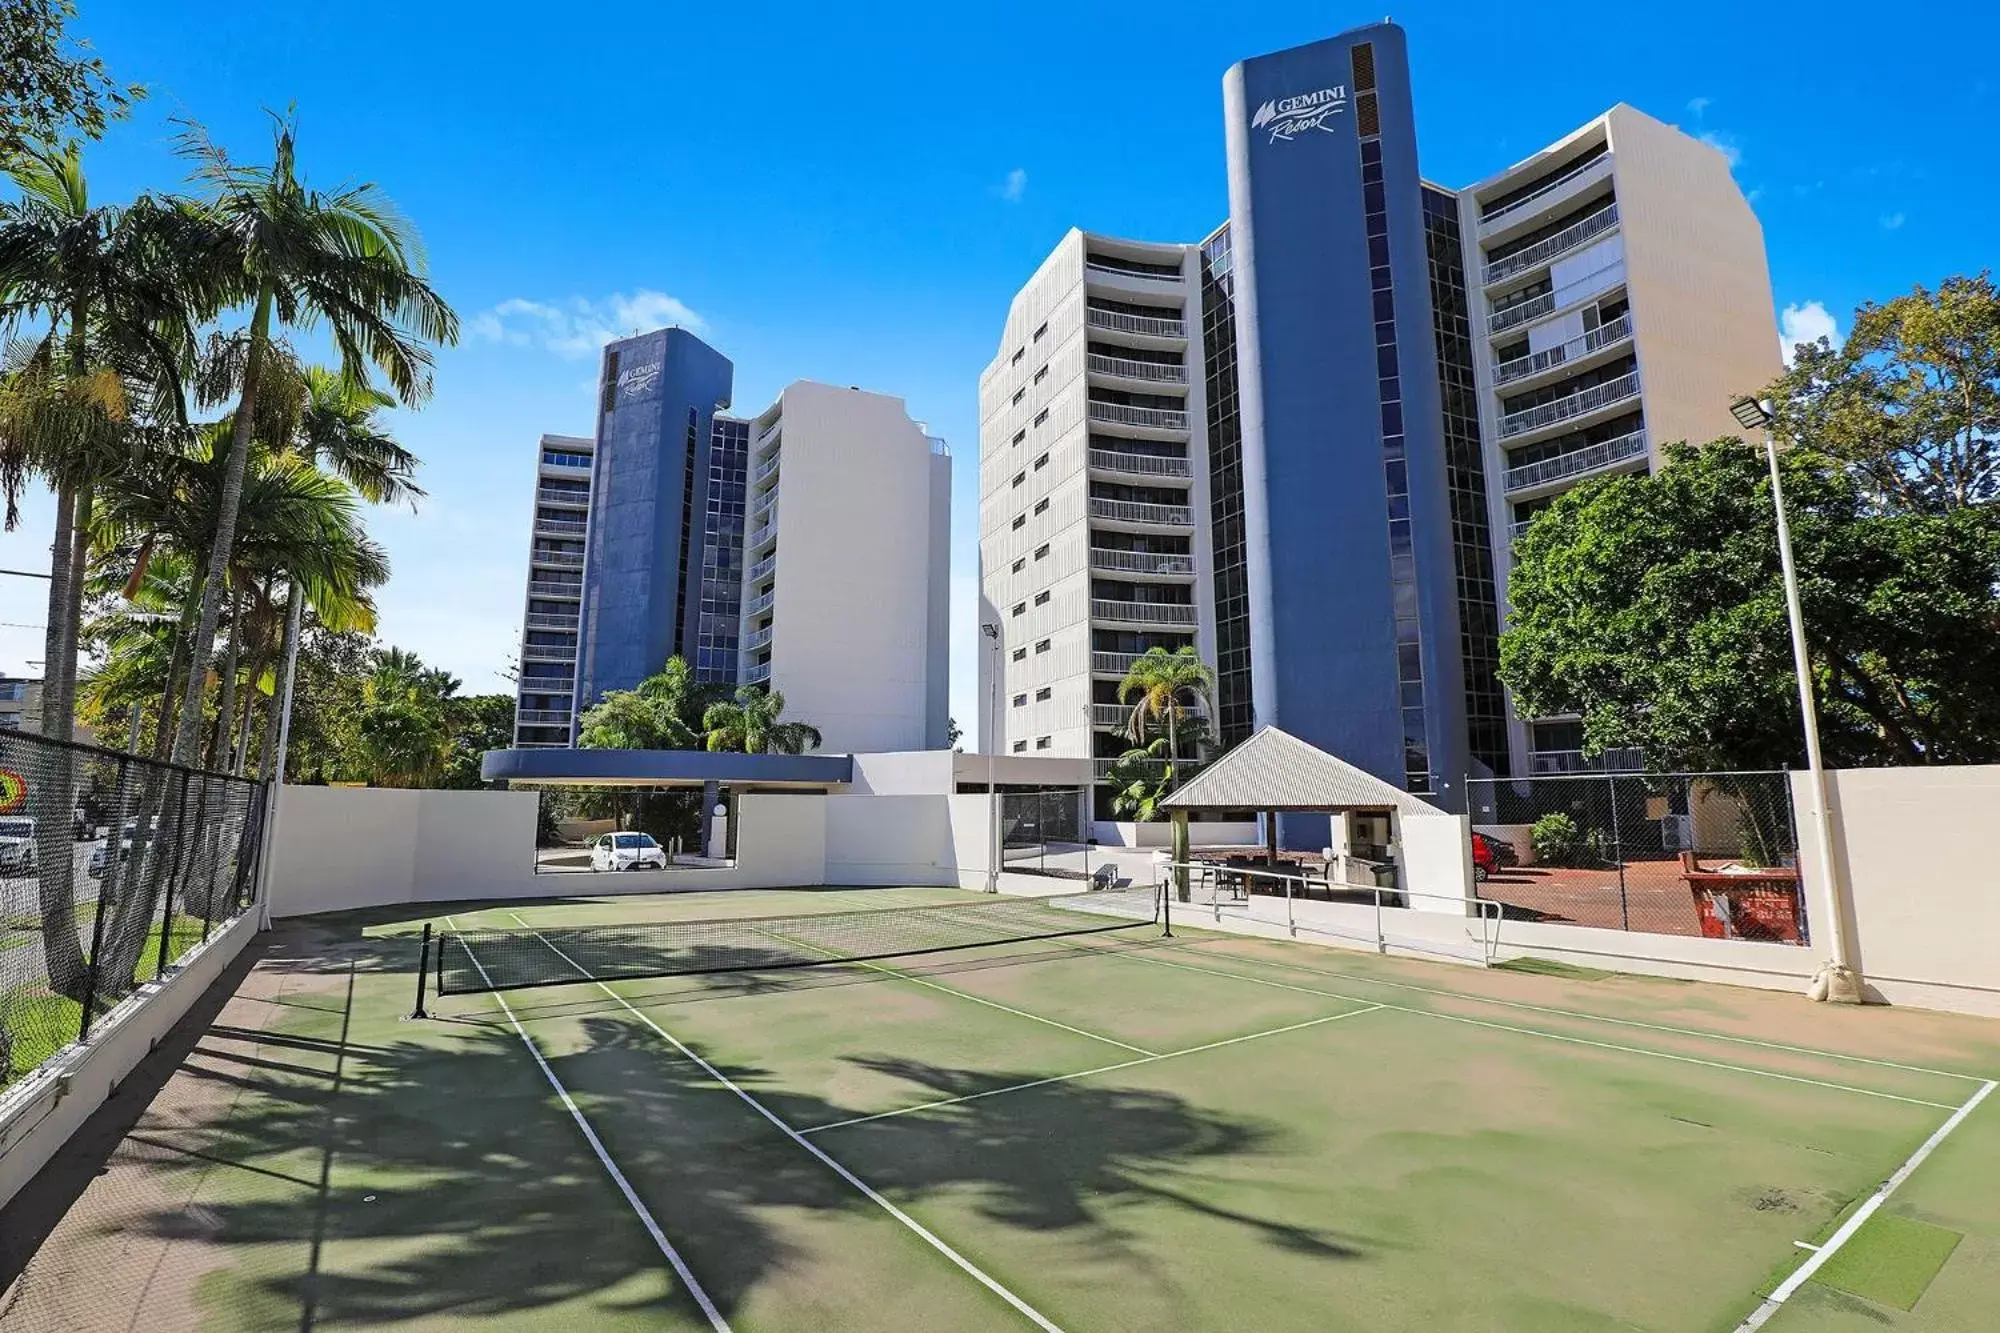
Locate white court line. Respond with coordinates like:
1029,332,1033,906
1097,948,1959,1112
800,1004,1386,1135
748,923,1159,1058
1735,1079,1997,1330
1167,941,1989,1083
506,914,1070,1333
442,916,731,1333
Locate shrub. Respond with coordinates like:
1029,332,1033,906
1530,811,1593,867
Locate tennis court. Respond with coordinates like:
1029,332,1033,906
9,883,1998,1332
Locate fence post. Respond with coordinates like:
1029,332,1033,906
1607,772,1630,932
1374,884,1386,953
1285,870,1296,937
75,752,128,1044
154,774,190,981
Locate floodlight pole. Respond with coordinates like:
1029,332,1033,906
982,622,1002,893
1732,397,1860,1001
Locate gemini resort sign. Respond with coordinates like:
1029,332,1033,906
1251,86,1349,144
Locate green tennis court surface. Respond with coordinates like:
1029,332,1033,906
14,885,1999,1332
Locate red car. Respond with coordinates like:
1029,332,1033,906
1470,832,1502,882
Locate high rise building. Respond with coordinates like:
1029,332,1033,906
513,434,594,747
976,231,1215,781
519,328,951,755
980,21,1779,831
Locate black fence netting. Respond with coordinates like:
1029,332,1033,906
999,787,1093,878
0,728,265,1091
1464,770,1804,943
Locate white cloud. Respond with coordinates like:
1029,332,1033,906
1698,130,1742,169
1779,301,1842,367
468,289,706,359
1879,211,1906,230
1686,95,1713,116
1000,167,1027,203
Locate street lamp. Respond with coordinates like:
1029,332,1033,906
1729,395,1862,1003
981,622,1002,893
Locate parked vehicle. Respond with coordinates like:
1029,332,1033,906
87,816,160,880
0,817,37,875
590,831,666,872
1470,832,1501,883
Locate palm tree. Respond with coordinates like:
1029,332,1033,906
702,687,822,755
1118,646,1215,790
164,113,456,769
354,648,459,787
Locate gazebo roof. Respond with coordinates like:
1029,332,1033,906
1160,726,1445,815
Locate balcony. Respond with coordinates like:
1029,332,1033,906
1093,756,1204,782
1091,651,1141,677
753,451,781,486
521,644,577,663
518,675,575,692
1092,598,1198,628
742,624,774,653
532,549,585,570
1086,307,1186,340
1499,371,1641,440
1091,701,1206,731
743,588,775,619
516,708,571,726
1090,548,1195,578
524,612,577,630
1529,747,1645,775
1088,401,1188,432
537,486,589,507
1484,204,1620,286
1087,353,1188,385
1480,152,1614,234
1089,497,1192,528
1494,314,1634,386
1088,449,1191,480
744,659,772,685
1489,292,1556,336
1086,259,1182,283
747,552,777,584
1504,429,1648,494
751,484,779,522
747,519,777,552
527,580,582,599
534,515,587,536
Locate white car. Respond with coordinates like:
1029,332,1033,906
0,817,36,875
590,832,666,872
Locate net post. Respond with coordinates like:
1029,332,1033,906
411,923,432,1018
1160,870,1173,938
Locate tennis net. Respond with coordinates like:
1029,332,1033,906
433,885,1164,995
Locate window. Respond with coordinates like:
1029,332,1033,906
1011,347,1024,364
1012,693,1027,707
1033,498,1049,515
1011,514,1026,530
1034,590,1050,606
1011,471,1025,487
1011,647,1027,661
1035,638,1050,653
1033,409,1049,428
1033,322,1048,341
1035,736,1052,750
1033,366,1048,384
1011,602,1026,617
1033,453,1048,470
1012,740,1028,753
1012,429,1026,446
541,448,592,469
1035,687,1052,701
1011,388,1025,405
1034,543,1050,560
1011,557,1026,573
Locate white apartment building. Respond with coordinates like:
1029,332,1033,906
976,230,1217,780
513,433,593,747
1460,103,1781,772
740,381,952,754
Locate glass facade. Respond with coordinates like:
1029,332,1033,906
1352,42,1431,794
696,417,750,684
1199,225,1254,749
1422,185,1510,776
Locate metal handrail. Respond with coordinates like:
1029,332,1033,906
747,520,777,551
1489,291,1555,334
1087,354,1187,384
527,580,582,598
1161,859,1502,961
754,452,781,484
1088,401,1188,431
1092,651,1142,676
1504,429,1647,493
751,485,779,520
534,516,587,535
537,486,589,506
1088,448,1191,478
532,550,585,569
1484,204,1619,285
1086,307,1186,339
1481,152,1611,228
743,589,775,619
744,660,772,684
1494,314,1633,385
1090,548,1195,576
521,645,577,662
742,624,774,652
1090,497,1192,526
516,709,571,725
524,613,577,630
1086,260,1182,282
1529,747,1646,774
1092,598,1197,626
1499,372,1640,439
747,553,777,584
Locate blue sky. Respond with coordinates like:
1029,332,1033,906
2,0,1994,735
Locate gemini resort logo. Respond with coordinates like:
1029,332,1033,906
615,356,664,399
1251,85,1349,144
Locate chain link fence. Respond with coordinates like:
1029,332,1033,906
0,729,265,1092
1000,787,1095,879
1463,771,1805,943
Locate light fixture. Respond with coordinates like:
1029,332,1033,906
1729,395,1776,431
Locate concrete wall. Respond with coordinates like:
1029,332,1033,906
823,794,955,885
1794,766,2000,1017
1398,812,1475,914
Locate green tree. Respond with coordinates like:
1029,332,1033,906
1499,440,2000,771
1117,646,1215,788
1770,273,1999,513
164,113,456,770
702,686,822,755
352,648,460,787
576,655,719,750
0,1,140,156
440,694,516,789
